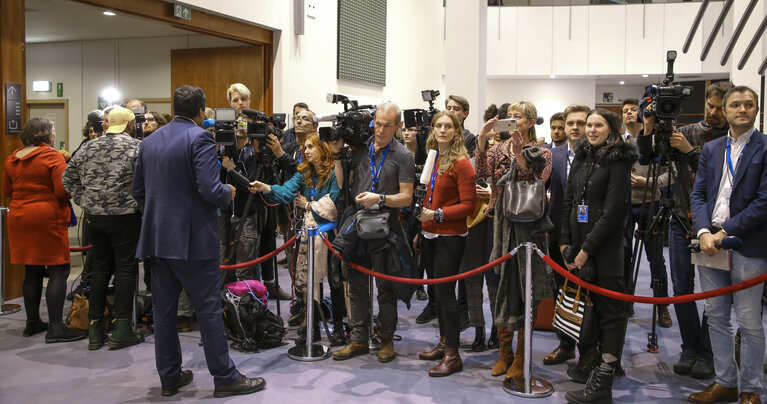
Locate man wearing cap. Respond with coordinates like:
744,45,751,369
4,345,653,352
62,106,145,350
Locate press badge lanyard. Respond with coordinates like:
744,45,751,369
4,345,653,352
726,136,748,185
369,141,392,192
577,161,596,223
428,152,440,207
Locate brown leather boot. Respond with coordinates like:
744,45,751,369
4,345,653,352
378,337,396,363
428,346,463,377
491,326,514,376
419,336,446,360
505,328,525,390
332,341,369,360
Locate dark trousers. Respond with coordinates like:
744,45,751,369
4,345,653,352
348,238,399,342
668,218,712,358
422,235,467,348
626,203,669,299
592,275,627,360
86,213,140,319
150,257,239,388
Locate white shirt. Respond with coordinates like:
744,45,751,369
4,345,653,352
698,128,755,237
566,142,575,178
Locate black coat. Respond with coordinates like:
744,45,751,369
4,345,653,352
560,140,638,278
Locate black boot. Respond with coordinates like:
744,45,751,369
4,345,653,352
23,319,48,337
88,318,108,350
45,322,87,343
108,318,145,349
330,322,347,347
565,362,615,404
471,326,486,352
568,349,601,383
487,326,499,349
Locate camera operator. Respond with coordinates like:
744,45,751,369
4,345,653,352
688,85,767,404
142,111,167,137
281,102,309,148
445,95,477,158
623,98,673,329
124,99,146,112
637,81,732,380
227,83,251,114
332,102,416,363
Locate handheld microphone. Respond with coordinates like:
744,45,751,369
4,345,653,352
224,167,252,189
313,113,338,123
414,149,438,217
202,119,216,129
716,236,743,251
535,116,544,125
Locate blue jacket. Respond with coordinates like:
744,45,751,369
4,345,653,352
132,117,232,261
266,170,340,225
690,129,767,258
547,143,569,242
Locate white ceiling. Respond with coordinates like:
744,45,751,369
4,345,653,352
25,0,193,43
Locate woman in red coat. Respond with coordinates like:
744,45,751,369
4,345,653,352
3,117,85,342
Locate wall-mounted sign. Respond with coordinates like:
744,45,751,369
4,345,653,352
174,4,191,20
57,83,63,97
6,83,21,134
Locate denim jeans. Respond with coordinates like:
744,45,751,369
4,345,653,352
699,251,767,394
668,219,712,357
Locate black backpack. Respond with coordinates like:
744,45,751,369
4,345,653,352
221,289,285,352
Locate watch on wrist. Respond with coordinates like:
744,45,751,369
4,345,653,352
377,194,386,208
434,208,444,223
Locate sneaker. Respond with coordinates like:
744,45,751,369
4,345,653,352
416,304,438,324
690,356,715,379
673,349,700,375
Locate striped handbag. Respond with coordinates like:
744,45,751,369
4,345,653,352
553,277,594,344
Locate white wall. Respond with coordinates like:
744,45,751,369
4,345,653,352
26,35,246,153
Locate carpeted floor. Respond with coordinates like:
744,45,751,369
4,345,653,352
0,244,763,403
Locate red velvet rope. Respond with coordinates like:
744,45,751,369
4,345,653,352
70,246,92,252
220,235,298,271
541,254,767,304
321,237,514,284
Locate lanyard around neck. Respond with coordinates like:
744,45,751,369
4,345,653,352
369,141,392,193
428,152,440,206
726,136,749,181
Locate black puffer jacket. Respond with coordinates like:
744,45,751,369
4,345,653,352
560,140,638,278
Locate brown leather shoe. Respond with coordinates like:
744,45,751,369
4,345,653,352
428,347,462,377
543,347,575,365
332,341,369,360
378,337,395,363
419,337,446,360
657,305,673,328
739,392,761,404
688,382,738,403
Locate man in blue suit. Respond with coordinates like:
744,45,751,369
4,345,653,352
689,85,767,404
132,85,265,398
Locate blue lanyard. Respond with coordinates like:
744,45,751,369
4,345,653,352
428,152,439,206
298,152,302,163
310,176,316,201
726,136,749,180
369,141,392,193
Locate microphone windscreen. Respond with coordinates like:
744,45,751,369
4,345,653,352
718,236,743,251
202,119,215,129
420,149,438,185
536,116,544,125
313,113,338,123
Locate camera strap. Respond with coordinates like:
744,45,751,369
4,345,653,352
369,140,392,192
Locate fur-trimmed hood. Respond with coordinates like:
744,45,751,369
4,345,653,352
575,139,639,165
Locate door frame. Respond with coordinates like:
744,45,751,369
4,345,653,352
26,99,69,150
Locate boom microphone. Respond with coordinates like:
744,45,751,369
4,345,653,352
313,113,338,123
419,149,438,184
716,236,743,251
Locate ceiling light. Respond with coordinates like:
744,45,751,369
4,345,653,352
642,74,649,78
103,11,116,16
101,87,121,104
619,81,625,85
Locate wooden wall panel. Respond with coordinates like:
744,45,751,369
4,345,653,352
1,0,26,300
171,46,272,114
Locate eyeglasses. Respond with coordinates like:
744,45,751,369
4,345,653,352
144,117,156,122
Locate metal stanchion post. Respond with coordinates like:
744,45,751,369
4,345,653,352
504,242,553,398
368,276,380,350
0,207,21,316
288,226,330,361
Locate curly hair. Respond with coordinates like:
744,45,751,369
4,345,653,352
297,132,335,189
425,110,469,174
21,117,54,147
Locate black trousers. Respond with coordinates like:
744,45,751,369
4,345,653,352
86,213,140,319
421,235,467,348
591,275,627,360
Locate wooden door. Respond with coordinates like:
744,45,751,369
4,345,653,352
27,100,69,151
171,46,272,114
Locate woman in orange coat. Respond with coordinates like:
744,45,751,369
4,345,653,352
3,117,85,343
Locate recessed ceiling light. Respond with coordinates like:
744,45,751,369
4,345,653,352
619,81,625,85
550,74,556,79
103,11,116,16
642,74,649,78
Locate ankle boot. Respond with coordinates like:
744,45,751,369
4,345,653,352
45,322,87,343
491,326,514,376
471,326,486,352
487,326,499,349
23,319,48,337
108,318,145,349
428,346,463,377
88,318,108,350
505,328,525,390
565,361,615,404
330,323,347,347
419,336,446,360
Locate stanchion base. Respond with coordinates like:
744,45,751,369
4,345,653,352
0,304,21,316
368,334,380,350
502,376,554,398
287,344,331,362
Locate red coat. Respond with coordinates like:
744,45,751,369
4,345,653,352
421,157,477,235
3,145,71,265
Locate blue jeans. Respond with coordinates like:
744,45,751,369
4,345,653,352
699,252,767,394
668,219,712,357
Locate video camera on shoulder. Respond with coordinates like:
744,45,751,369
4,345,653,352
316,93,375,148
130,105,146,139
204,108,238,146
403,89,440,138
239,108,287,142
639,50,693,162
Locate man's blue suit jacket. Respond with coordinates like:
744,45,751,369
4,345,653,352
547,143,568,243
132,117,232,261
690,129,767,258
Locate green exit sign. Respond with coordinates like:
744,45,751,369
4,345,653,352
174,4,191,20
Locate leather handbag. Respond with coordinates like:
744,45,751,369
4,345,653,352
552,277,594,344
501,179,547,222
65,293,112,332
354,208,389,240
